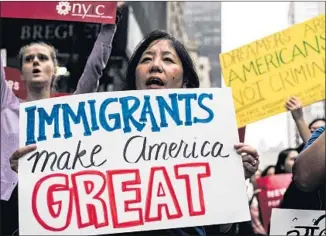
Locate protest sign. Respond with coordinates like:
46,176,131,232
18,88,250,235
219,14,326,127
256,173,293,231
4,67,27,100
270,208,325,236
0,2,117,24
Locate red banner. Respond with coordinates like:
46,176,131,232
256,173,292,232
52,92,71,97
4,67,27,100
0,1,117,24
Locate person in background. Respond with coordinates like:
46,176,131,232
285,96,325,144
274,148,298,175
247,169,262,199
295,143,305,154
1,12,121,235
247,166,275,236
293,127,325,198
280,126,325,211
239,169,263,236
10,29,259,236
249,161,288,235
260,165,275,177
302,124,325,150
249,194,267,236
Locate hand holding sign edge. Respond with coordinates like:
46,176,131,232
234,143,260,179
10,144,37,173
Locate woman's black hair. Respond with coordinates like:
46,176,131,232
274,148,298,174
308,118,326,130
261,165,275,177
124,30,199,90
296,143,305,153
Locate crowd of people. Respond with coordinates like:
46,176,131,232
246,97,325,236
1,6,325,236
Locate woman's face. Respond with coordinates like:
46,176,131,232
283,150,298,173
266,167,275,176
310,120,325,133
21,44,55,86
135,39,184,90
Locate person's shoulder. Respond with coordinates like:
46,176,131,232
310,126,325,140
318,126,326,133
303,126,325,150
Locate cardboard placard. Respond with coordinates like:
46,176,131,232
256,173,293,231
270,208,325,236
18,88,250,235
220,14,325,127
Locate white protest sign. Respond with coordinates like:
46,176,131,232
19,88,250,235
270,208,325,236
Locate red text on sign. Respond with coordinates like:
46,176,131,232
31,163,211,231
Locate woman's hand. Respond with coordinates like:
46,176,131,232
253,189,262,195
234,143,259,179
10,144,37,173
286,96,304,121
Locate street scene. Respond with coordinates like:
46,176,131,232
0,2,325,236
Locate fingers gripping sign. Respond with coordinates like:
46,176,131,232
234,143,260,179
10,144,37,173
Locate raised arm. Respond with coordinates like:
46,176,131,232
285,96,311,143
73,23,117,94
293,129,325,192
1,58,19,111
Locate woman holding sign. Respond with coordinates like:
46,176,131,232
123,30,259,235
10,30,259,235
1,10,122,235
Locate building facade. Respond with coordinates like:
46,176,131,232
287,2,326,146
186,40,211,88
288,2,325,24
128,2,167,36
167,2,187,44
184,2,222,87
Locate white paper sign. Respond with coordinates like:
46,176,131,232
270,208,325,236
18,88,250,235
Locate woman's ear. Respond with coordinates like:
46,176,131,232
54,66,58,76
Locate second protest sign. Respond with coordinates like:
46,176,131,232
220,14,325,127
